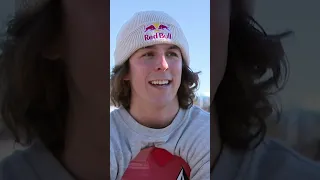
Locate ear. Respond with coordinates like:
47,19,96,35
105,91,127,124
42,35,63,60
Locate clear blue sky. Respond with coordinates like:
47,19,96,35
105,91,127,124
110,0,210,95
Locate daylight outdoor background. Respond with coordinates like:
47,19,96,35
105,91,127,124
109,0,211,111
1,0,320,163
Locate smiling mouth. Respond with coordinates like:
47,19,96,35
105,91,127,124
149,80,172,86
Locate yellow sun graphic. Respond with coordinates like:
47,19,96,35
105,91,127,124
153,23,160,32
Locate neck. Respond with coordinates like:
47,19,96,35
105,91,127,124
60,95,109,180
129,97,180,129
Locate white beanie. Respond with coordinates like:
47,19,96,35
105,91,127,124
114,11,190,66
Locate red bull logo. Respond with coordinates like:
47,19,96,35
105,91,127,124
143,23,172,41
144,25,157,32
158,24,170,31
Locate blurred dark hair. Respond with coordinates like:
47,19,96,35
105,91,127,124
0,0,67,154
110,60,200,110
215,0,292,150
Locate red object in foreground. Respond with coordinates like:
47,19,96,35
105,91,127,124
122,147,191,180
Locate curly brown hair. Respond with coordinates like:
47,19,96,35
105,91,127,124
215,1,292,150
110,60,200,110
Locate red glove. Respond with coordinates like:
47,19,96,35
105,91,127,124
122,147,191,180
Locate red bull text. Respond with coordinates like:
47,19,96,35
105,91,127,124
143,23,172,41
144,33,172,41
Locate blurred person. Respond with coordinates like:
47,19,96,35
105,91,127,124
0,0,110,179
209,0,320,179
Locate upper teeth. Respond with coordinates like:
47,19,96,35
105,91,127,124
151,80,169,85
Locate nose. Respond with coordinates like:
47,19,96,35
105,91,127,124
155,55,169,71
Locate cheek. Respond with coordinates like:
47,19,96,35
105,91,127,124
129,68,149,94
170,61,183,77
129,64,148,82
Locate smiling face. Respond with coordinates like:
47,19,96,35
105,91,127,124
126,44,183,107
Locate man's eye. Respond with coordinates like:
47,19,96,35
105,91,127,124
167,52,178,57
142,52,153,57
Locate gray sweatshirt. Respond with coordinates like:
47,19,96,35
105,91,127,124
110,106,211,180
1,108,320,179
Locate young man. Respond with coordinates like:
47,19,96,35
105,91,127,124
110,11,210,180
1,0,320,180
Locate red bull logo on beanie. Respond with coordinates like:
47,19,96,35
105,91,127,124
143,23,172,41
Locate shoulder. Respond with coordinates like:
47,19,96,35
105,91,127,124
177,106,210,152
249,138,320,180
182,105,210,132
110,107,127,124
110,106,120,120
109,108,127,160
187,105,210,122
110,107,126,133
0,148,37,180
180,105,210,135
109,107,126,136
